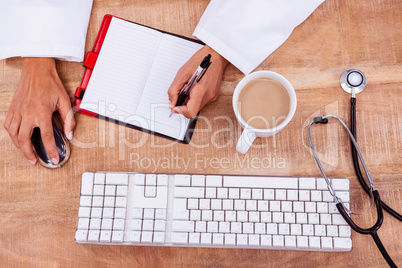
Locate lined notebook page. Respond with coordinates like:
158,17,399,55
81,18,161,120
135,34,204,140
81,17,203,140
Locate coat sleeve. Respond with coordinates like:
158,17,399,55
0,0,93,62
193,0,325,74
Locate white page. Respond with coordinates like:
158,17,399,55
135,34,203,140
81,18,162,121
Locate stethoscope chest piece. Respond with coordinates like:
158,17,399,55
340,69,366,94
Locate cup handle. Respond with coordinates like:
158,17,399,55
236,129,257,154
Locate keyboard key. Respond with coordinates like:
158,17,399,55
305,202,316,213
339,226,351,237
317,202,328,213
293,202,304,212
336,191,350,202
94,173,105,184
316,178,328,190
249,212,259,222
246,200,257,211
320,214,332,225
153,232,165,244
297,236,308,248
332,214,348,225
257,201,268,211
249,234,260,246
113,219,125,230
285,235,296,248
281,201,292,212
115,197,127,207
206,176,222,187
225,234,236,245
308,213,320,224
278,224,289,235
243,222,253,234
237,234,248,246
200,233,212,245
299,177,315,189
91,208,102,218
80,196,92,207
225,211,236,222
322,191,333,202
81,173,94,195
315,225,326,236
261,212,271,223
145,186,156,197
131,220,142,231
133,174,145,185
302,225,314,236
195,221,207,232
261,235,272,247
100,230,111,242
296,213,307,224
223,200,233,210
284,213,295,224
290,224,302,236
211,199,222,210
219,222,230,233
88,230,100,242
101,219,113,230
190,210,201,221
266,223,277,234
116,186,128,196
331,179,350,191
272,235,284,247
224,176,298,189
114,208,126,219
229,188,240,199
77,218,89,229
237,211,248,222
174,175,190,186
217,188,228,198
93,185,104,196
189,233,200,245
272,212,283,223
310,190,322,201
157,174,168,186
333,237,352,251
264,189,275,200
187,199,198,210
90,218,101,229
104,197,115,207
299,190,310,201
321,237,333,249
78,207,91,218
275,189,286,200
231,222,242,233
205,188,216,198
143,209,154,219
191,175,205,187
103,208,114,218
309,236,321,249
255,223,266,234
208,222,219,233
174,187,204,198
202,210,213,221
269,201,280,211
129,231,141,243
327,225,338,237
172,198,189,220
234,200,245,210
252,189,263,200
199,199,210,210
212,233,223,246
287,190,298,201
155,209,166,220
214,211,225,221
172,220,194,232
154,220,166,231
240,189,251,199
105,185,116,196
141,231,153,243
106,173,128,185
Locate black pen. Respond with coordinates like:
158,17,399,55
169,54,212,117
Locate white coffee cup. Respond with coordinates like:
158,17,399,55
233,71,297,154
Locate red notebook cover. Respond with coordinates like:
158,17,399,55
73,14,202,143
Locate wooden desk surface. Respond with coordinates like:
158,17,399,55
0,0,401,267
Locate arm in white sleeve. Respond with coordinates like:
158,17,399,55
0,0,93,62
193,0,325,74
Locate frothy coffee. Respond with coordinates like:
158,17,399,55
238,77,290,129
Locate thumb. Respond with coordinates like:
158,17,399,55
168,71,191,109
57,96,76,140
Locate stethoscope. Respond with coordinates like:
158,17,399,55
307,69,400,268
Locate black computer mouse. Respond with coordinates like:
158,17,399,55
31,117,71,169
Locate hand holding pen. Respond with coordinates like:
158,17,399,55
169,54,212,117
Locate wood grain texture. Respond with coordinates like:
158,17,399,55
0,0,401,267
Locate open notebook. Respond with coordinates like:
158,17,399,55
74,16,204,142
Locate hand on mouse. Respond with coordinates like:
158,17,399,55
3,57,75,165
168,45,228,118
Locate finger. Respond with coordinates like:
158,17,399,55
39,116,59,165
6,113,22,148
172,92,203,119
18,118,37,165
168,71,189,108
3,110,13,130
57,96,76,140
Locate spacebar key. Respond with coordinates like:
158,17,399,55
174,187,204,198
223,176,298,189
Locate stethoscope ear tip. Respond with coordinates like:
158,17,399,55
340,69,366,95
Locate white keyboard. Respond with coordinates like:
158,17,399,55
75,172,352,251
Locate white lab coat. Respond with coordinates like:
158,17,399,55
0,0,324,74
